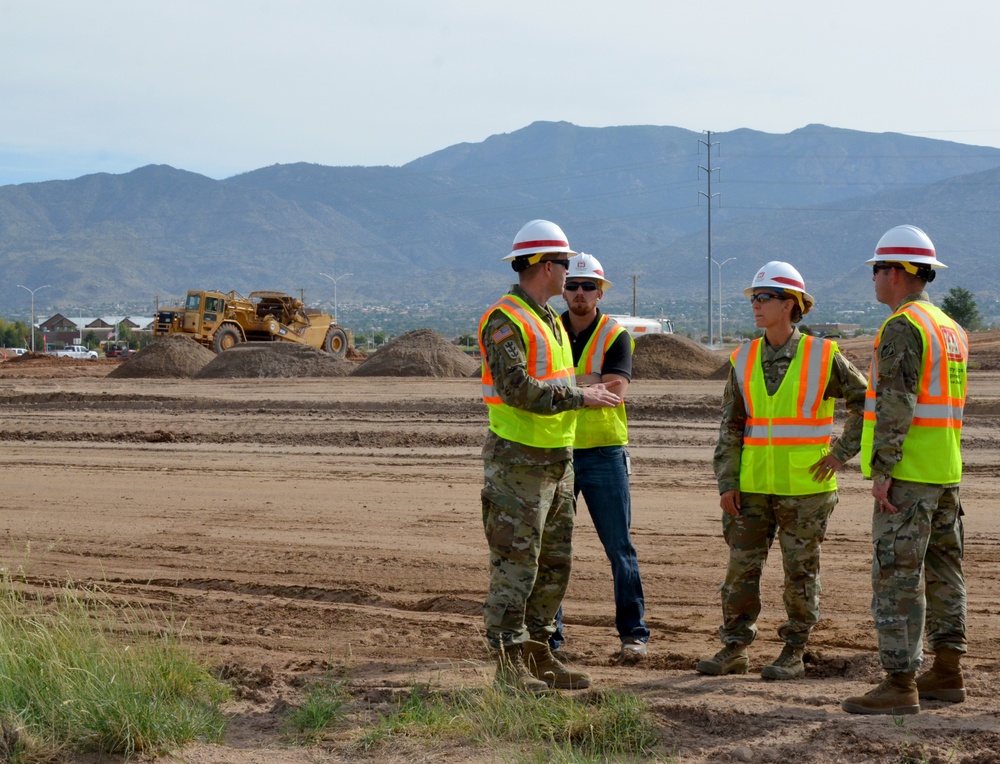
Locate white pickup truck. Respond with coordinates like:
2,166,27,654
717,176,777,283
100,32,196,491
52,344,99,360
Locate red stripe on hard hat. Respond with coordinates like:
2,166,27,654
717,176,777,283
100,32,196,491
513,238,568,251
876,246,935,257
770,275,805,290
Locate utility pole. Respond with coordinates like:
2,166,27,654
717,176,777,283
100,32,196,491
711,257,736,345
17,283,50,352
319,271,352,325
631,274,639,316
699,131,721,347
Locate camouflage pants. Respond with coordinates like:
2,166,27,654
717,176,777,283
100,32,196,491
871,480,966,673
718,491,837,647
481,457,575,649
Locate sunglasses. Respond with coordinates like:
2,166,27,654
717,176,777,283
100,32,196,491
872,264,902,276
564,281,598,292
547,259,570,269
749,292,785,305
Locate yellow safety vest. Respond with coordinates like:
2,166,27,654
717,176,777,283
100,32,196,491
574,314,631,449
732,335,837,495
860,301,967,484
479,294,577,448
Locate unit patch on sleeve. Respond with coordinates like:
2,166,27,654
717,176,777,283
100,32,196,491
503,340,520,360
880,341,895,360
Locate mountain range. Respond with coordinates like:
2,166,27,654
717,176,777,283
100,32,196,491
2,121,999,330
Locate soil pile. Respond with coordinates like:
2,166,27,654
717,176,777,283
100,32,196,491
351,328,480,377
632,334,726,379
108,336,216,378
3,351,51,363
195,342,356,378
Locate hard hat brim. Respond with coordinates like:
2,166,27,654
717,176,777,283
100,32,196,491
503,245,577,261
865,255,947,269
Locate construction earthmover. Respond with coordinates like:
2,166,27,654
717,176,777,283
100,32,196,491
154,290,350,357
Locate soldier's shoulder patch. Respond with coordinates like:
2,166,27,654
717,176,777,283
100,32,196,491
491,324,514,344
503,340,520,360
880,340,895,360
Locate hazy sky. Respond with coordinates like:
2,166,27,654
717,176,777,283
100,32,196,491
2,0,999,185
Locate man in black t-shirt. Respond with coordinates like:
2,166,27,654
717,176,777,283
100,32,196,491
550,253,650,662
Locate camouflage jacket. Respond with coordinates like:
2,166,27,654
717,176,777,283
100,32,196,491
869,291,960,485
480,285,585,465
714,328,869,494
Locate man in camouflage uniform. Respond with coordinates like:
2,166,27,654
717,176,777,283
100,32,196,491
699,261,867,681
842,225,968,716
479,219,621,694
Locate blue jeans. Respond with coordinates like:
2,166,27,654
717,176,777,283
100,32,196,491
550,446,649,648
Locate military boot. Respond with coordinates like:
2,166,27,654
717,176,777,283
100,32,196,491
841,672,920,715
493,644,549,694
917,647,966,703
760,644,805,681
522,640,591,689
696,643,749,675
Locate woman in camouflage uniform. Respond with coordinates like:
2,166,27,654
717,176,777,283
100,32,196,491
697,261,867,681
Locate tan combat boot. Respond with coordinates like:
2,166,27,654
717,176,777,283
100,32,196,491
917,647,966,703
696,643,749,675
760,644,805,681
493,644,549,694
522,639,591,689
841,672,920,715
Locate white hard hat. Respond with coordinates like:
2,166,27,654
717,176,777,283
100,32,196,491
566,253,611,290
503,219,576,261
743,261,815,315
866,224,947,269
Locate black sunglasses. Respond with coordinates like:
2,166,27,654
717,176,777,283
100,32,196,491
545,258,570,269
872,264,902,276
749,292,785,305
564,281,598,292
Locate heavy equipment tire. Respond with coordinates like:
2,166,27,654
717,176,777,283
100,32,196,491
324,327,348,358
213,325,242,353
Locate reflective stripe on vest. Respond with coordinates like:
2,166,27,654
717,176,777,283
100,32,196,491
731,335,837,495
574,314,630,448
860,301,967,483
478,294,577,448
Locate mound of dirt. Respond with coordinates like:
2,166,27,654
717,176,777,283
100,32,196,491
351,329,480,377
108,336,216,378
632,334,726,380
3,351,51,363
194,342,356,378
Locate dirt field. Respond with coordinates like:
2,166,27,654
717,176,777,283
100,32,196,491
2,337,1000,763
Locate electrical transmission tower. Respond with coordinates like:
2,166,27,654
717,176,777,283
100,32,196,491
699,131,721,347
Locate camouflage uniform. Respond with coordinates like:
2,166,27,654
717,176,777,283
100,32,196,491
868,292,967,673
713,328,867,647
481,285,585,650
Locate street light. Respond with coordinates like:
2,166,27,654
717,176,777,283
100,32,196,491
17,283,51,352
708,257,736,347
318,271,352,325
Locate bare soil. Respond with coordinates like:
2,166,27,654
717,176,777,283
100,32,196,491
2,332,1000,763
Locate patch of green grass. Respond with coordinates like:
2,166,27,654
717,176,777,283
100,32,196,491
358,685,471,750
285,673,351,742
0,575,229,763
357,684,658,762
